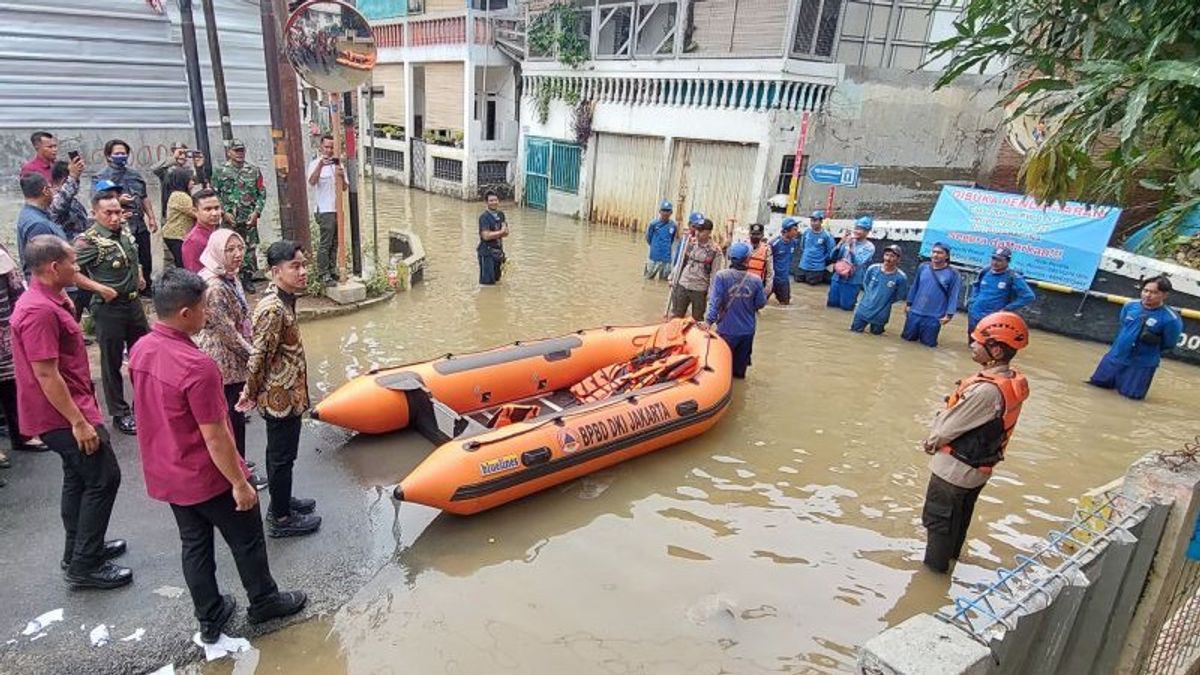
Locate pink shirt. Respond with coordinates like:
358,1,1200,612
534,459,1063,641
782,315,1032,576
10,280,103,436
129,323,248,506
181,222,214,273
20,156,53,182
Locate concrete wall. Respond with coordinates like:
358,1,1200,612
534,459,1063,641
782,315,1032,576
799,67,1005,220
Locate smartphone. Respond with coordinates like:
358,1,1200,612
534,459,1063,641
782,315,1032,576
187,150,200,158
68,150,81,161
330,157,341,165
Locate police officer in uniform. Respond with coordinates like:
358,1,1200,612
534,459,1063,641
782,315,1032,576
75,190,149,436
212,140,266,292
920,311,1030,572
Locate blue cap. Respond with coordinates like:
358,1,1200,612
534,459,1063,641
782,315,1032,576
660,200,674,211
688,212,705,225
728,241,751,261
855,215,874,231
781,217,800,231
94,179,121,193
811,210,826,220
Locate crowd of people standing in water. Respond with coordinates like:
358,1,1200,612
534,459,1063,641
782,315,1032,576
626,200,1184,573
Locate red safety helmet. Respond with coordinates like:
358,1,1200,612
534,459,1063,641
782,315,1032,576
971,312,1029,351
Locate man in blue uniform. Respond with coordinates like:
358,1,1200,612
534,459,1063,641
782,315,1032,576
1088,275,1183,400
852,245,908,334
768,218,801,304
644,201,677,281
827,216,877,311
966,247,1035,340
796,210,835,285
704,242,767,379
902,242,961,347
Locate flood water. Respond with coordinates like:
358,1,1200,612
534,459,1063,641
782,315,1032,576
209,186,1200,673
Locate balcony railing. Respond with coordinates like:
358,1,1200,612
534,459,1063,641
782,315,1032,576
372,15,498,49
523,74,831,113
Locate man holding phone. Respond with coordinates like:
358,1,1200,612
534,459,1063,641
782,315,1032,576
152,142,207,218
307,135,344,287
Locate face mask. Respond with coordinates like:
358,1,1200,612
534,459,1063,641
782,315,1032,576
111,155,128,168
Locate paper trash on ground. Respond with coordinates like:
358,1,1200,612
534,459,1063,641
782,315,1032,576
89,624,111,647
22,609,63,636
148,665,176,675
192,632,252,661
120,628,146,642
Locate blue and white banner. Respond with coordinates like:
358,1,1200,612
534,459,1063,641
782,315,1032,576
921,187,1121,290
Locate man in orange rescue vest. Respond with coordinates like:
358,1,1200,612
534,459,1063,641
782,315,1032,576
920,311,1030,573
744,223,773,291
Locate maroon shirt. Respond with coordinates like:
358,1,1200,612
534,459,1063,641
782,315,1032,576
130,323,248,506
181,222,214,274
10,279,103,436
20,156,53,183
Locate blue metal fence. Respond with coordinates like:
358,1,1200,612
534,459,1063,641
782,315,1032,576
550,142,582,193
525,137,582,210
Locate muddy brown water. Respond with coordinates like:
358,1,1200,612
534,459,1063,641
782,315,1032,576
205,186,1200,674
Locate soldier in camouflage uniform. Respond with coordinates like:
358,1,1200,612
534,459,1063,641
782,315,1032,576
212,139,266,291
75,190,150,436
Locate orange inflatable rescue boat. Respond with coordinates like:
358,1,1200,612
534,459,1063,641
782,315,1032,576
312,319,732,515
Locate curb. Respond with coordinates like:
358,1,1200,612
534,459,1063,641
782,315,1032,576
296,291,395,322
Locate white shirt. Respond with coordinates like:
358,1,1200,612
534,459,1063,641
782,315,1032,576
308,158,337,214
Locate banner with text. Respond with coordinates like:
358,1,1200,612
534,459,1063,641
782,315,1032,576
921,187,1120,290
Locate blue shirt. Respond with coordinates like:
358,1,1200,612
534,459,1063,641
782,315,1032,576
968,268,1035,320
798,228,836,271
646,217,677,263
1106,301,1183,368
769,235,800,279
854,264,908,325
16,204,66,274
705,269,767,336
830,239,876,285
907,263,961,318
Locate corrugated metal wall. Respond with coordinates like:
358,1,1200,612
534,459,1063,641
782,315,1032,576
0,0,268,130
667,139,758,229
373,64,407,125
590,133,664,230
424,62,464,131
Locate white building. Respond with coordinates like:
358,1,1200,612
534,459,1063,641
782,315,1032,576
515,0,1007,230
359,0,522,200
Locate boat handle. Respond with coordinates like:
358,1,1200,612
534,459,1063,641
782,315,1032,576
521,447,552,467
676,400,699,416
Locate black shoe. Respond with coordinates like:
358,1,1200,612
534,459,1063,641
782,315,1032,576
61,539,129,570
248,590,307,624
250,471,269,491
246,460,257,469
323,277,337,288
289,496,317,514
200,594,237,644
114,415,137,436
64,561,133,590
267,512,321,538
13,438,49,452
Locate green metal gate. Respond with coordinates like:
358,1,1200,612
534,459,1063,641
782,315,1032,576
525,138,550,209
525,137,582,210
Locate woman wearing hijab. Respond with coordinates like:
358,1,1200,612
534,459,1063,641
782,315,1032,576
194,230,266,489
162,166,196,269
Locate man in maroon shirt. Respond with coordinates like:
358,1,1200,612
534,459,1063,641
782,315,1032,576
11,235,129,589
181,189,224,273
130,268,306,643
19,131,58,182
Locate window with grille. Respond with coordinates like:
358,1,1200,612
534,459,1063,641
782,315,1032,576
775,154,809,195
792,0,843,59
433,157,463,182
369,148,405,172
478,160,508,186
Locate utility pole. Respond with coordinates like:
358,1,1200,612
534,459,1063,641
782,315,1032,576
259,0,311,250
178,0,212,163
343,89,363,277
200,0,234,146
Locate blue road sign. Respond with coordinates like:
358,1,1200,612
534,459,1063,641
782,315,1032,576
808,163,860,187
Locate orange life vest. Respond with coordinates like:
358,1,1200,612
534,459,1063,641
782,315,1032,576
746,243,769,281
570,352,698,404
939,367,1029,474
488,403,541,429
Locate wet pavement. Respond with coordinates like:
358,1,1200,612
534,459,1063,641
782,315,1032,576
2,185,1199,674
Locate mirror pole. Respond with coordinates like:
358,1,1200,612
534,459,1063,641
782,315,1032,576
200,0,234,145
344,88,363,277
178,0,213,164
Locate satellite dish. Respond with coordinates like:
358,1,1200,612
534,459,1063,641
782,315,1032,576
285,0,377,94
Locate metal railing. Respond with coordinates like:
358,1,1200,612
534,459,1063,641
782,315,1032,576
522,74,831,113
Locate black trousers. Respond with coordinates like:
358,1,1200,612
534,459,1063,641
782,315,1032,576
0,379,29,446
921,473,984,573
68,289,92,323
133,229,152,288
223,383,247,459
264,414,302,519
315,212,338,281
92,300,150,418
164,238,185,270
169,490,279,624
42,426,122,574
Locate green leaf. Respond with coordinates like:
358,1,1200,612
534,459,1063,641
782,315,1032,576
1146,60,1200,86
1121,82,1150,144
